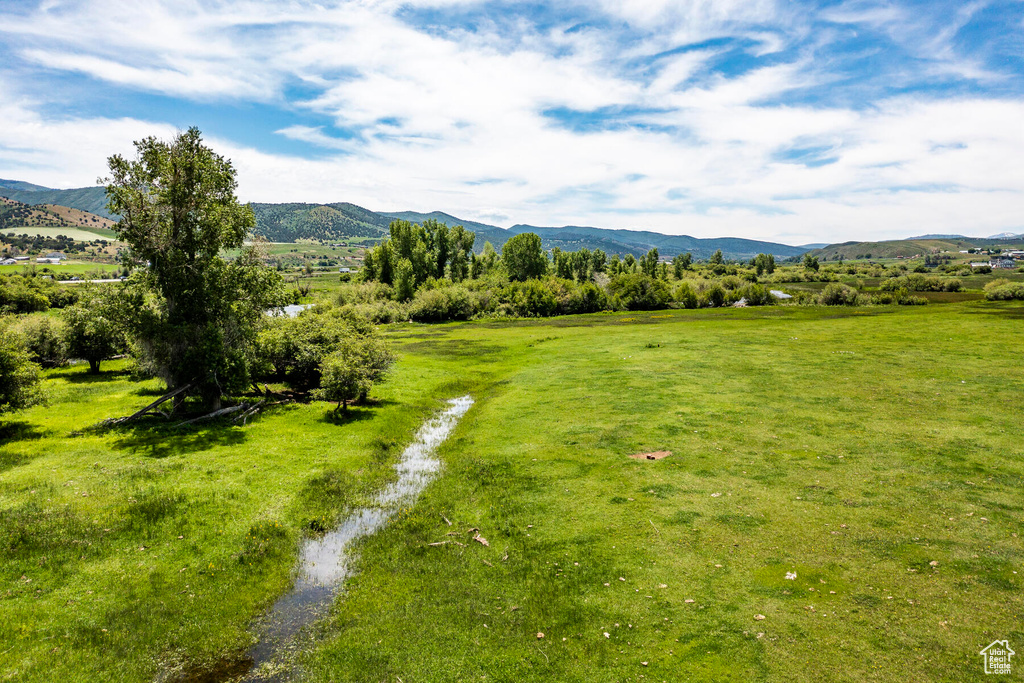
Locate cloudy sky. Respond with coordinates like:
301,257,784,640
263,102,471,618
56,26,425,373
0,0,1022,244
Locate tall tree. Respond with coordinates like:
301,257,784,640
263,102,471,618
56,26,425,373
501,233,547,282
104,127,285,410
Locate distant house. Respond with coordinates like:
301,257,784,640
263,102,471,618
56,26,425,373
0,258,16,266
970,262,991,268
44,252,65,260
36,257,62,264
991,258,1017,269
338,267,351,273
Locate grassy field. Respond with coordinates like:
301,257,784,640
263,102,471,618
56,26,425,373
0,262,122,277
2,302,1023,681
2,226,117,241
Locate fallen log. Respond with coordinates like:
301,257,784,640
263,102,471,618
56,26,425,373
99,383,193,428
175,404,246,428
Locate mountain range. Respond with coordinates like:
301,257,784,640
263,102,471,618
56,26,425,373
21,179,1001,260
0,180,813,259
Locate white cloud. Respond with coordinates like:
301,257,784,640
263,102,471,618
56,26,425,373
0,0,1021,243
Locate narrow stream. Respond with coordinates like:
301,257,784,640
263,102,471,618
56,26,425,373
237,395,473,681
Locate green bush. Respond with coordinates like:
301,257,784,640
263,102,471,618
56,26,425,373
818,283,859,306
15,316,67,368
607,274,672,311
740,284,775,306
409,285,475,322
0,325,40,414
675,282,698,309
501,280,557,317
984,279,1024,301
881,275,962,292
698,283,726,308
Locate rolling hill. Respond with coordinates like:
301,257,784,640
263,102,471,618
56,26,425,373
0,183,114,219
810,237,1024,260
0,196,116,237
0,178,813,259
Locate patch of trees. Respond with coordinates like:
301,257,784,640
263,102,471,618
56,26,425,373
0,274,79,314
362,219,477,297
880,275,963,292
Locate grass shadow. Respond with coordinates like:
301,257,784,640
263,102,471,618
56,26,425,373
319,405,379,426
109,420,248,459
57,368,134,384
0,419,47,444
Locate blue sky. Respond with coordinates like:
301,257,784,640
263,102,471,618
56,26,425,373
0,0,1022,243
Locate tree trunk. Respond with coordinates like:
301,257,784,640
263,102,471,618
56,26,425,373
89,359,101,374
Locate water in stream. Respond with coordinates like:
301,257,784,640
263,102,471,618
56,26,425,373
236,395,473,681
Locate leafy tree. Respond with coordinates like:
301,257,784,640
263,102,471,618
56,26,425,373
0,325,40,415
803,253,820,271
62,287,124,373
590,249,607,274
476,241,499,276
672,253,692,278
709,249,724,265
751,253,776,275
104,127,286,410
14,316,67,368
313,333,395,412
501,232,547,281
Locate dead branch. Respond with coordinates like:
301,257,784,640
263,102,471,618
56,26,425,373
174,404,246,428
99,383,193,428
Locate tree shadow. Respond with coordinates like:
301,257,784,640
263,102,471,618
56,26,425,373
317,400,394,426
0,420,47,444
0,420,49,473
59,369,134,384
108,420,248,459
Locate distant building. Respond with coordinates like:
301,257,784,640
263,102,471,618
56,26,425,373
338,267,351,273
0,258,16,266
43,252,65,260
991,258,1016,269
36,257,62,264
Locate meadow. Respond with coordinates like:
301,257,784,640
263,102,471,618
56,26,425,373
1,301,1022,681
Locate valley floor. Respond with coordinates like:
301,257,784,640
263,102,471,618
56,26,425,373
2,302,1022,681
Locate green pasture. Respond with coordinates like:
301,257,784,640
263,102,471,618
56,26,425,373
2,227,117,241
2,302,1022,682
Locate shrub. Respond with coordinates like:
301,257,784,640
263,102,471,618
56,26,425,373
501,280,557,317
408,285,475,322
698,283,726,308
740,283,775,306
0,325,40,414
984,279,1024,301
675,282,698,309
818,283,859,306
607,274,672,311
15,316,67,368
562,280,608,315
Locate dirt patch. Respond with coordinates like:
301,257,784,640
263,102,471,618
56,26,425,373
629,451,672,461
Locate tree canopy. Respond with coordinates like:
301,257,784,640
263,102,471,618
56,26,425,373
501,232,547,282
104,127,285,410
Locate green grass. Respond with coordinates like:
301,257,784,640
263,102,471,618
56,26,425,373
2,302,1023,681
3,262,122,277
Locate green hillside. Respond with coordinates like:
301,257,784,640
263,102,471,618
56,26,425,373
0,185,113,219
811,237,1024,260
249,202,391,242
